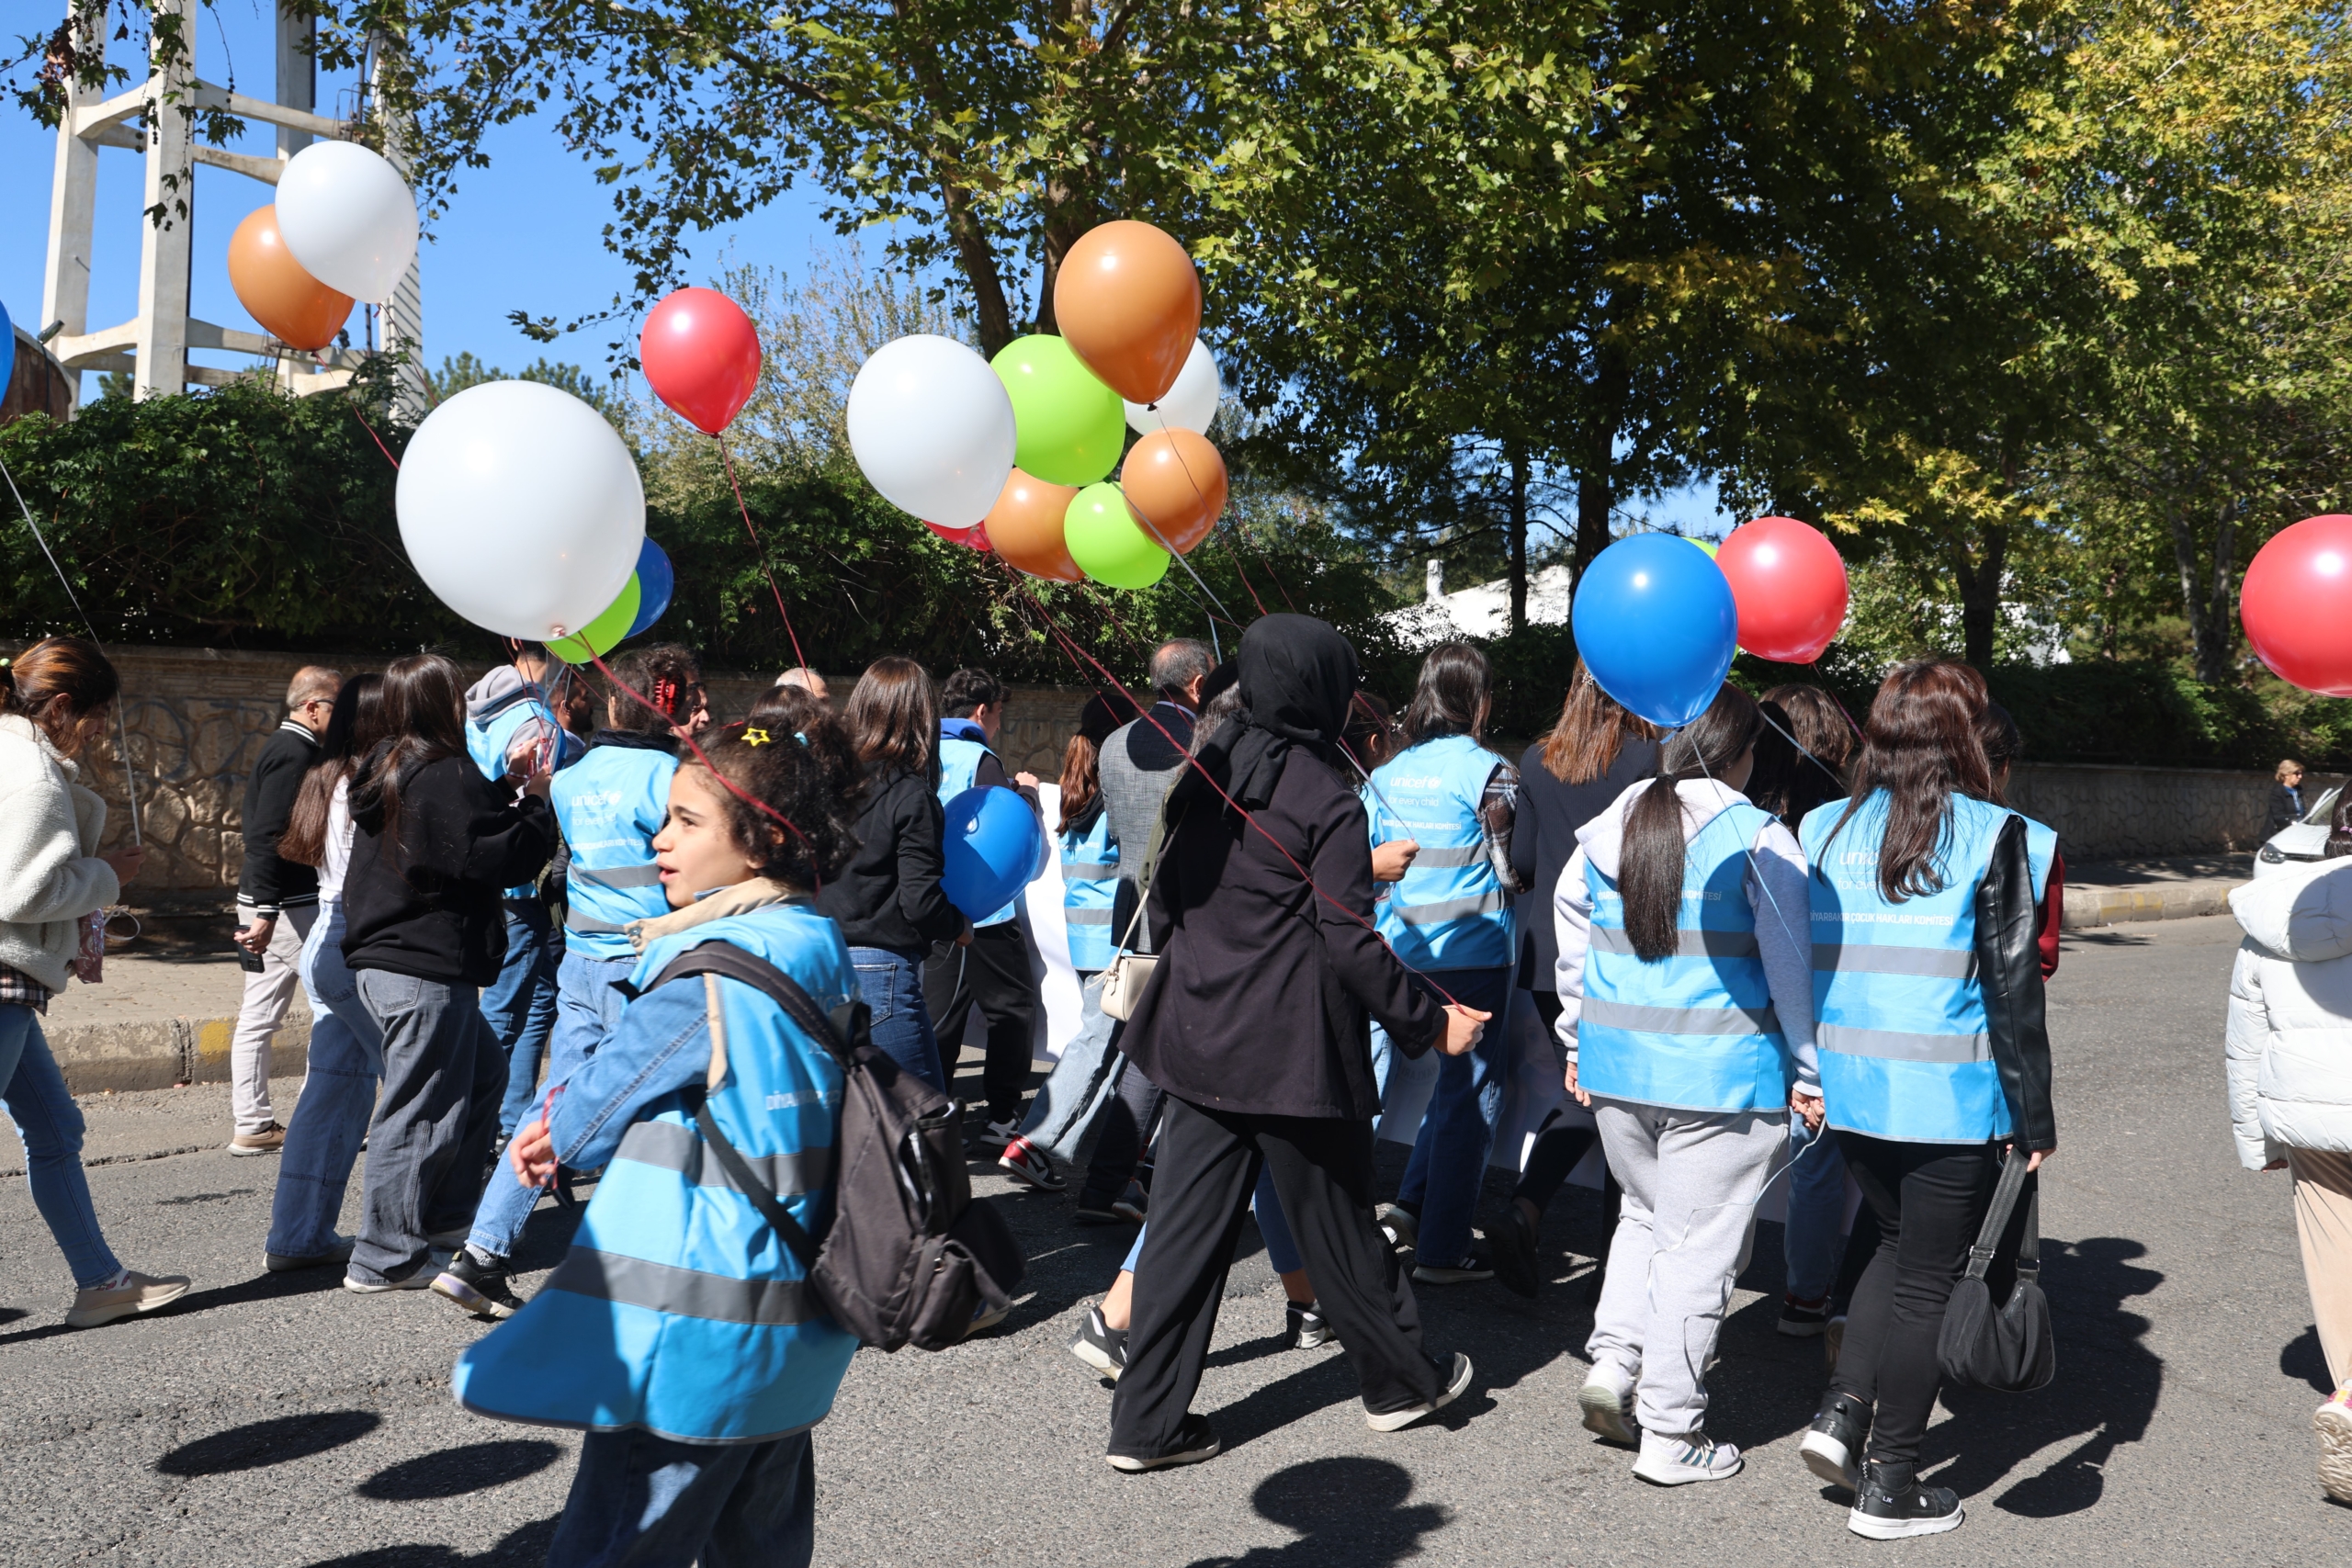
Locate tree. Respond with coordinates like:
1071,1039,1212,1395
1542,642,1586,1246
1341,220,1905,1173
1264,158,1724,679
426,353,632,427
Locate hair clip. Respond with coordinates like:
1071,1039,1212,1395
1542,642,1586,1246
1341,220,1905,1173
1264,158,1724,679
653,677,678,716
743,728,773,747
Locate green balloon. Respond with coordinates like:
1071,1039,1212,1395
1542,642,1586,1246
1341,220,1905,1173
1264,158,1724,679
551,573,642,665
1064,483,1169,590
992,334,1125,487
1685,536,1719,558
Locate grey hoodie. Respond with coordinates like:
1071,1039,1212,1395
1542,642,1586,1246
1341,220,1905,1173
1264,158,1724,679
1552,776,1820,1095
466,668,564,775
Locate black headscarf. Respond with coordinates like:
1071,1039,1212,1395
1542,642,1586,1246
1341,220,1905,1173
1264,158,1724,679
1172,615,1361,813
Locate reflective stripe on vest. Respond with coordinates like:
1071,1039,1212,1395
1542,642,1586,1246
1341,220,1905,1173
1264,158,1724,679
1800,791,2050,1144
1059,812,1120,973
450,905,860,1444
1367,733,1514,969
938,733,1018,927
554,746,680,957
1577,797,1793,1113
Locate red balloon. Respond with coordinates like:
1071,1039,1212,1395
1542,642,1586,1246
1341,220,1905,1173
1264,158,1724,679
2243,514,2352,694
1715,515,1849,663
640,287,762,434
925,519,991,551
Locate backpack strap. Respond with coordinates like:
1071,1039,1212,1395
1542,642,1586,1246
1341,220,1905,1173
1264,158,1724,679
647,941,852,1273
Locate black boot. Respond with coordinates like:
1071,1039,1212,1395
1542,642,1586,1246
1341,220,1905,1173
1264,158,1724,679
1799,1393,1871,1491
1849,1460,1963,1540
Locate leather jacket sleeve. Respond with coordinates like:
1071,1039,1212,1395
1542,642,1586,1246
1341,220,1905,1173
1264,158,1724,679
1975,815,2056,1151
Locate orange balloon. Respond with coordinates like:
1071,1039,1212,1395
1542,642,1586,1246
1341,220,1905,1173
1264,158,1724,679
1119,429,1227,555
228,206,354,352
983,468,1084,582
1052,220,1202,405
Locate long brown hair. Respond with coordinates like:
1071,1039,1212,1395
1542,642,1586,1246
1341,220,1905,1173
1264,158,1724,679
351,654,469,848
1619,684,1762,961
0,636,120,753
1057,733,1101,834
1825,660,1995,902
1540,660,1659,784
280,673,387,868
1762,683,1856,773
844,656,939,787
1397,640,1492,747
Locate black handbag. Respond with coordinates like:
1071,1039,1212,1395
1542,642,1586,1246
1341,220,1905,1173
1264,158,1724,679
1938,1146,2056,1392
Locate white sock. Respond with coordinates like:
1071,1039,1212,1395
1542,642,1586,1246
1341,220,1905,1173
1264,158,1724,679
92,1268,130,1292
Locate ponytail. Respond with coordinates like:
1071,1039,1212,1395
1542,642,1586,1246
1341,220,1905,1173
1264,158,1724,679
0,637,121,751
1617,683,1762,962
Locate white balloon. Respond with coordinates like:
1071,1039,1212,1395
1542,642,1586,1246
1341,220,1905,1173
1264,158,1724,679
397,381,645,641
846,334,1016,527
276,141,420,303
1123,339,1221,437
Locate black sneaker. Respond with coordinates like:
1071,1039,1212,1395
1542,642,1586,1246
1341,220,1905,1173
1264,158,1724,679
1285,1300,1335,1349
1487,1202,1540,1299
1107,1412,1221,1472
971,1117,1021,1152
1069,1303,1127,1380
1849,1461,1963,1540
1799,1393,1870,1491
431,1248,524,1321
1074,1192,1126,1224
1779,1294,1830,1337
1112,1181,1149,1224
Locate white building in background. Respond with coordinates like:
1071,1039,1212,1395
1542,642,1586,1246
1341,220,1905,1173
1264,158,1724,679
1382,558,1575,648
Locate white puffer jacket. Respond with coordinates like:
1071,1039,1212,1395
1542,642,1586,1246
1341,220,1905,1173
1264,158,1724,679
0,712,118,993
2225,857,2352,1168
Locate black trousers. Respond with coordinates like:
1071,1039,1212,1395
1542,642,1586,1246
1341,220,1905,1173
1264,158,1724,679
1832,1133,2019,1466
1080,1045,1163,1206
922,924,1039,1124
1108,1097,1444,1461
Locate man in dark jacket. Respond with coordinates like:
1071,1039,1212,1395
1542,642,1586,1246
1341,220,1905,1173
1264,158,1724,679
227,665,342,1156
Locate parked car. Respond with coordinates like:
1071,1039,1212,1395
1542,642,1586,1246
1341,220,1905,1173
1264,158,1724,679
2256,785,2342,879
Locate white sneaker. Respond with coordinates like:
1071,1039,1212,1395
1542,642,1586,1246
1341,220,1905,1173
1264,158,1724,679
2316,1385,2352,1503
1633,1427,1744,1485
1577,1363,1638,1447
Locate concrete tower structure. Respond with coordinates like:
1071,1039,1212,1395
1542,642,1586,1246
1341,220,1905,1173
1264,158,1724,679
39,2,426,414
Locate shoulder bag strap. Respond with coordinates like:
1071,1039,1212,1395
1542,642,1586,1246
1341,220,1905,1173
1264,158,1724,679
1963,1146,2033,1282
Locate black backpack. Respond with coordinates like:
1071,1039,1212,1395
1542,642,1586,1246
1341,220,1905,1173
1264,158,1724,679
648,942,1026,1352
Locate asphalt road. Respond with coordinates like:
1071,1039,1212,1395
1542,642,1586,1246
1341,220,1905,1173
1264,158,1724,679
0,913,2327,1566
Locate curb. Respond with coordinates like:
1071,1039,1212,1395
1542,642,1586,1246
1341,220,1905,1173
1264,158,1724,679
2061,881,2237,931
47,1014,311,1095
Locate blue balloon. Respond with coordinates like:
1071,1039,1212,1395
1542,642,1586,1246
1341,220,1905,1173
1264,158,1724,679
624,538,674,637
0,298,15,399
940,785,1045,921
1570,533,1738,728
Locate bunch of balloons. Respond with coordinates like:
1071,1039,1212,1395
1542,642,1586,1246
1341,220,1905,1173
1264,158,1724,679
846,220,1228,591
2243,514,2352,694
228,141,419,352
1575,515,1849,728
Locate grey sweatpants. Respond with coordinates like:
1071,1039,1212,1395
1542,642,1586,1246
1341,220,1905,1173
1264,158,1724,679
348,971,507,1286
1587,1098,1787,1436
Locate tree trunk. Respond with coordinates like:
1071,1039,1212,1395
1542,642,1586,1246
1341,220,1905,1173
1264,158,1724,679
933,169,1014,356
1571,352,1629,586
1506,443,1530,636
2191,497,2240,683
1952,521,2008,671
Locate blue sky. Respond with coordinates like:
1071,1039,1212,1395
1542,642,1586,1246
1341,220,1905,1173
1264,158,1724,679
0,4,1727,534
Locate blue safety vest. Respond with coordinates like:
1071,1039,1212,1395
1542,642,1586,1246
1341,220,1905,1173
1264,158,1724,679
452,902,860,1444
1059,808,1120,973
939,724,1018,928
1368,733,1515,970
1801,791,2056,1145
468,689,584,899
554,744,681,958
1578,796,1793,1112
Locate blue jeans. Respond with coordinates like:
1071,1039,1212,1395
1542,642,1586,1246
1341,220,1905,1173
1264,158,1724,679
1782,1111,1851,1303
0,1006,124,1288
484,901,560,1137
1120,1168,1299,1276
849,947,944,1093
266,901,387,1258
548,1427,814,1568
469,947,636,1260
1396,964,1517,1269
1018,972,1122,1163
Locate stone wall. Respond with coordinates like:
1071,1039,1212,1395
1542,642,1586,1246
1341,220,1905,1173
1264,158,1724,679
3,643,1093,897
2006,761,2288,861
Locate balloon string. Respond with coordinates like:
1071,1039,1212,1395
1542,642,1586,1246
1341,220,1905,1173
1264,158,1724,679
348,399,401,470
716,436,809,677
1001,563,1463,1010
584,650,821,895
0,450,143,847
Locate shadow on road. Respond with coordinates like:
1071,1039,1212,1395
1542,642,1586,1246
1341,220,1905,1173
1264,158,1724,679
307,1515,559,1568
356,1440,561,1501
156,1410,382,1476
2283,1324,2333,1394
1925,1235,2163,1517
1183,1457,1445,1568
